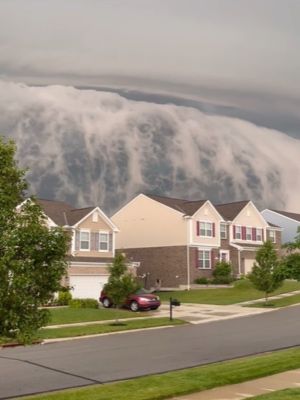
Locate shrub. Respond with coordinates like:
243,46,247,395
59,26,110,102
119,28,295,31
212,261,233,284
57,290,72,306
69,298,99,309
194,277,209,285
233,277,253,289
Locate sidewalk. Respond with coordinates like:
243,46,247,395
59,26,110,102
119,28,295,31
171,369,300,399
238,289,300,306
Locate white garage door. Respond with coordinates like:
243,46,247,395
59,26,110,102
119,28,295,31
244,259,255,274
69,276,108,300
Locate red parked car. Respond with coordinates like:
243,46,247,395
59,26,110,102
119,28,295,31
99,288,161,312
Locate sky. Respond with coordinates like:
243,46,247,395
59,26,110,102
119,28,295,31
0,0,299,211
0,1,299,96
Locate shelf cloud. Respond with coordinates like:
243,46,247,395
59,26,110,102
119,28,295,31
0,80,299,213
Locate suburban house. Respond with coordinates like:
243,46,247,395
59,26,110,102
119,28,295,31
31,199,119,299
261,209,300,243
111,194,281,289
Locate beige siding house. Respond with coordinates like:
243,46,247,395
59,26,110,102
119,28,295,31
36,199,119,299
112,194,281,289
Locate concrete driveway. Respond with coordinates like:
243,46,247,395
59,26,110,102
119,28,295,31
156,302,274,324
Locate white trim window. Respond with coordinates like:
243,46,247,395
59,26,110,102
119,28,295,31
99,232,109,251
220,223,227,239
80,231,90,250
269,230,276,243
256,228,263,241
198,250,211,269
235,225,242,240
200,222,212,237
246,227,252,241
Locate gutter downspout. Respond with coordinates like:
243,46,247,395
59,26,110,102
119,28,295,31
185,216,192,291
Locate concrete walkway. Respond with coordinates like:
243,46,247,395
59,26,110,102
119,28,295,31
238,289,300,306
171,369,300,399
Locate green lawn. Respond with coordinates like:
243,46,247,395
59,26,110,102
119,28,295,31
20,347,300,400
40,318,184,339
251,389,300,399
246,293,300,308
158,280,300,305
48,307,144,325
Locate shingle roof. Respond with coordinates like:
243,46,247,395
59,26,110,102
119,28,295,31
214,200,250,221
145,194,207,215
270,209,300,223
36,199,95,226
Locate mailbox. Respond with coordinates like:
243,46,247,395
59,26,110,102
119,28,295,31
169,297,181,321
170,299,181,307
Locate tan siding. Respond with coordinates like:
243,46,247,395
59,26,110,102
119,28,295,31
75,211,114,257
191,202,223,246
68,266,110,275
112,194,187,248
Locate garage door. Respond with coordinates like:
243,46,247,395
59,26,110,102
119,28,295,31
69,276,108,300
244,258,255,274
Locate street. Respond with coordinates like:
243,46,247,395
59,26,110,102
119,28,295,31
1,305,300,399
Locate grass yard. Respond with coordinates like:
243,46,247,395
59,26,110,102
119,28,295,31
48,306,145,325
246,293,300,308
251,389,300,399
158,280,300,305
40,318,185,339
20,347,300,400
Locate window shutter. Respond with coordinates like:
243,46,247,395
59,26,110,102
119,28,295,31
212,223,215,237
90,232,96,251
95,232,99,251
262,229,265,242
233,225,236,239
196,221,200,236
210,250,214,269
109,233,113,252
252,228,256,241
75,230,80,250
242,226,246,240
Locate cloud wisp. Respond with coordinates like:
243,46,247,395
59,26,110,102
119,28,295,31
0,80,299,213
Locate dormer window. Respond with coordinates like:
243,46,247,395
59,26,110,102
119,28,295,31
99,232,109,251
246,227,252,241
269,230,276,243
80,231,90,250
220,223,227,239
235,225,242,240
200,222,212,237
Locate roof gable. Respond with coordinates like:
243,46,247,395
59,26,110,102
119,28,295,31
214,200,250,221
145,194,207,216
270,209,300,223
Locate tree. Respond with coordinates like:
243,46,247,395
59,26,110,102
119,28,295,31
282,227,300,281
248,241,285,304
212,261,233,284
104,253,140,317
0,136,69,343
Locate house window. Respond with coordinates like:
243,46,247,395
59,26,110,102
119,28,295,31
235,225,242,240
246,227,252,241
256,228,263,241
80,231,90,250
269,230,276,243
200,222,212,237
99,232,109,251
220,223,227,239
198,250,211,269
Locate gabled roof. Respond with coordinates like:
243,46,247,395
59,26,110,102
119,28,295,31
214,200,250,221
36,199,73,226
36,199,98,227
145,194,207,216
270,209,300,223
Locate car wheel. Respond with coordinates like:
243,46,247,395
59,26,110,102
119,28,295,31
151,306,159,310
130,301,139,312
102,298,111,308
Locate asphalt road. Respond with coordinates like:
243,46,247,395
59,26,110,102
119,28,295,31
1,306,300,399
